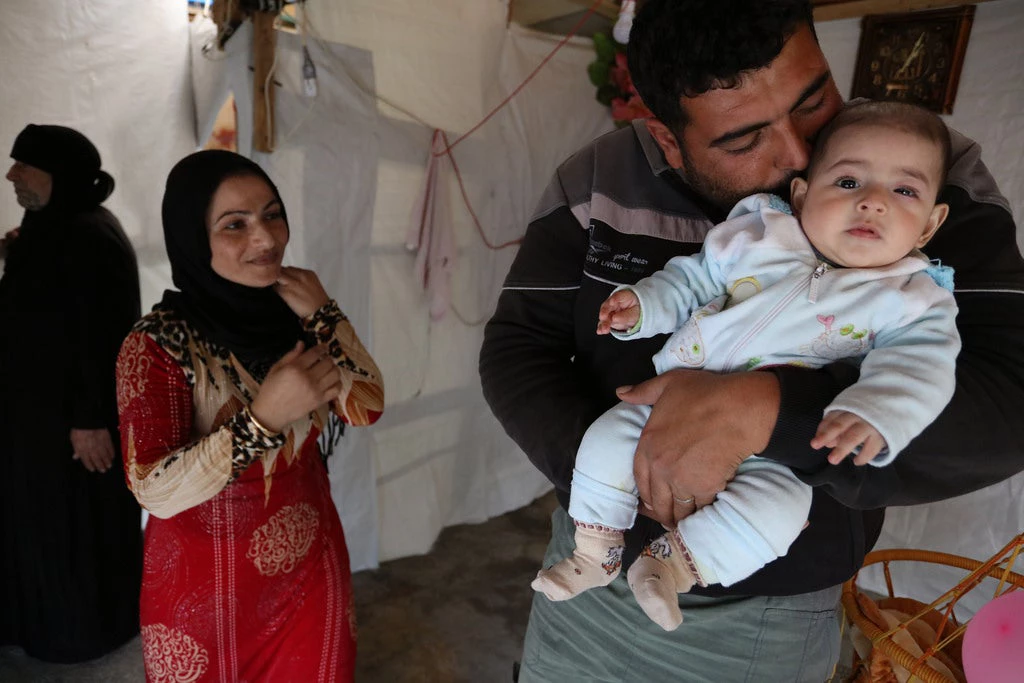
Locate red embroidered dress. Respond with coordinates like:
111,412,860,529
116,300,383,683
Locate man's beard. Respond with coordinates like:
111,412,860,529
678,145,797,212
14,189,46,211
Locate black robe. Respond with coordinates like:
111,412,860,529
0,203,143,663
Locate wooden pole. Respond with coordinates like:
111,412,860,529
252,10,278,153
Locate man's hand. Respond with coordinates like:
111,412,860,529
812,410,886,466
618,369,780,526
597,289,641,335
70,428,116,473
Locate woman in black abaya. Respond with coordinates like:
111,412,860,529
0,124,143,662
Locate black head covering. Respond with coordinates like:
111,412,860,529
10,124,114,211
158,150,303,372
4,125,117,284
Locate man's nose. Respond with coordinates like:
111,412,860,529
5,164,19,182
775,118,812,173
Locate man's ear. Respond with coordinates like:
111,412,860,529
790,177,809,217
917,202,950,248
644,119,684,170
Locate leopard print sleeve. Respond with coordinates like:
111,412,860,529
116,315,286,519
303,300,384,426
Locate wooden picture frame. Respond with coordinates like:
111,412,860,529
850,5,975,115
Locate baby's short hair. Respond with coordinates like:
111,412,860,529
808,101,951,196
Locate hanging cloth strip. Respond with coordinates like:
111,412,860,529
406,129,457,321
402,0,604,322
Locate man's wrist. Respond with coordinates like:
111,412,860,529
760,364,857,469
742,371,781,454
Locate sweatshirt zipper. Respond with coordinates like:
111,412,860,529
808,262,830,303
720,274,811,372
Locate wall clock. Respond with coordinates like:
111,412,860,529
850,5,975,115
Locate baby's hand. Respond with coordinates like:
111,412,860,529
811,410,887,466
597,289,641,335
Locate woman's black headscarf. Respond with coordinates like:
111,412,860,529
10,124,115,212
159,150,303,374
4,124,117,282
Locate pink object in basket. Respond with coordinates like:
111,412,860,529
962,589,1024,682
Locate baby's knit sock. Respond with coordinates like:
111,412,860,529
626,531,701,631
531,522,625,601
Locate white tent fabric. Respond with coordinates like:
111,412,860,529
1,0,1021,590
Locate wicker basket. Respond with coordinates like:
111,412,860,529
841,534,1024,683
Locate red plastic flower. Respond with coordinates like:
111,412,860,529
610,94,653,124
609,52,633,94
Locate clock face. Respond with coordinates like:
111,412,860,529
867,24,954,105
851,7,975,114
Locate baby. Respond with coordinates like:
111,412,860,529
532,101,961,631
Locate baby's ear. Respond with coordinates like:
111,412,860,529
917,202,950,248
790,177,809,217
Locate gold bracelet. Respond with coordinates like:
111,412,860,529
245,406,281,438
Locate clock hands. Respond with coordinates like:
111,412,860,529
854,6,975,114
893,32,926,80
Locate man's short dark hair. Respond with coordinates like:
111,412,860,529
808,100,952,195
627,0,815,132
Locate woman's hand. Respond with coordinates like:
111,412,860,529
0,227,19,259
250,342,341,432
70,428,116,473
274,266,330,318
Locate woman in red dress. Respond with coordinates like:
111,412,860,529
116,150,383,682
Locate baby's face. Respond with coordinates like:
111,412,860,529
792,123,948,268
